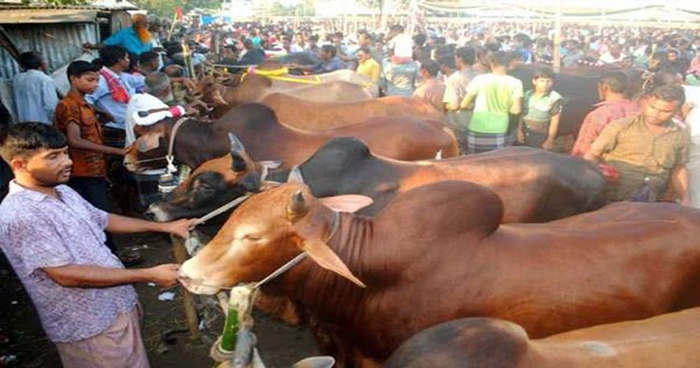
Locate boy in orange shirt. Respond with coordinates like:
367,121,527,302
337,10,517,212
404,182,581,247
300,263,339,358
54,61,129,258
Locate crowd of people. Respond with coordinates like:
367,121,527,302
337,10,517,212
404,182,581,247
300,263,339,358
2,12,700,367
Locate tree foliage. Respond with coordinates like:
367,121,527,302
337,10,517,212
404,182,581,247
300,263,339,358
134,0,224,18
267,0,316,17
28,0,88,5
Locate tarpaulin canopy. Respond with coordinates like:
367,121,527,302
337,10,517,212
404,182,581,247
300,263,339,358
420,1,700,21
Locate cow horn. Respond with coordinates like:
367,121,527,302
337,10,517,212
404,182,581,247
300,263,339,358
287,165,305,184
287,189,309,219
228,133,247,172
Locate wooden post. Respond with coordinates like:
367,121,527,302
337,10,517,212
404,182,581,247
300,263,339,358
380,0,392,31
172,236,201,340
552,0,562,72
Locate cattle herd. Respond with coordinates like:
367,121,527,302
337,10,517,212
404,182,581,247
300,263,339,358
122,65,700,367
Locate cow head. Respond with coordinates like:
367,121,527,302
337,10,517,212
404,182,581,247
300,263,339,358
179,183,372,295
124,119,173,173
146,133,277,222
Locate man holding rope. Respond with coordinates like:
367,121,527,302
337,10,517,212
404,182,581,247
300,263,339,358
0,123,194,368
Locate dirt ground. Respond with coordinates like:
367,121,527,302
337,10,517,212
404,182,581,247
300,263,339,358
0,231,319,368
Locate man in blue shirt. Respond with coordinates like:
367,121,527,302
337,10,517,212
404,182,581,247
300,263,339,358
289,45,345,75
12,51,58,124
103,14,153,57
86,46,145,131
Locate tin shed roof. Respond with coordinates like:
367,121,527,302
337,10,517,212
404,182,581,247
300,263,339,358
0,8,99,24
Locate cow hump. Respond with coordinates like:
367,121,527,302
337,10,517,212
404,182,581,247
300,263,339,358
301,137,373,179
226,103,279,130
385,318,528,368
377,181,503,239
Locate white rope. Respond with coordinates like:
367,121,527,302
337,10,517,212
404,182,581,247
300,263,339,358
166,117,191,174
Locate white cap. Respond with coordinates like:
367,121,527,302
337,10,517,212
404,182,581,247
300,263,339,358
129,93,171,126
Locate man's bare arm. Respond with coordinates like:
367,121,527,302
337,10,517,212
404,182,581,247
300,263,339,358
671,165,690,205
43,264,180,288
106,214,194,239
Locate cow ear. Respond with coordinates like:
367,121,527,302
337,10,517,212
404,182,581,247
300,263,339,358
287,189,309,219
302,239,366,288
259,160,282,170
319,195,373,213
287,165,305,184
228,133,247,172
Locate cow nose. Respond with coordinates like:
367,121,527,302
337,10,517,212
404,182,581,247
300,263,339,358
143,206,157,221
144,203,172,222
177,270,191,281
123,158,137,172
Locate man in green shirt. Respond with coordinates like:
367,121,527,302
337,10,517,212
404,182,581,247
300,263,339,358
460,51,523,154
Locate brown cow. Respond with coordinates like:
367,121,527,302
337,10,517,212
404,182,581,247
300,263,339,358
148,139,604,223
202,74,373,119
247,60,378,95
180,181,700,367
385,308,700,367
261,93,446,131
124,103,457,173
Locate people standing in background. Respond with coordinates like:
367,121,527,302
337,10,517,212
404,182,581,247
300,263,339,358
289,45,345,75
584,85,689,204
135,51,161,76
87,46,145,132
413,59,445,112
291,32,309,53
13,51,58,125
102,14,153,58
561,40,584,68
682,77,700,208
380,56,419,97
518,67,563,150
356,47,381,85
461,51,523,154
443,46,479,153
237,39,266,65
437,55,456,83
571,71,640,157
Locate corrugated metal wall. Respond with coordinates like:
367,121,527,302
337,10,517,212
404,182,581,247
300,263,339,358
0,22,99,79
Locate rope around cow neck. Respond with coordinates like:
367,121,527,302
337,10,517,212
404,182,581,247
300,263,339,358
125,117,191,170
165,117,192,174
186,163,270,232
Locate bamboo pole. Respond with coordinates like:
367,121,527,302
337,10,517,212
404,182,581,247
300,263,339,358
552,0,562,72
167,12,178,41
380,0,392,31
172,236,201,340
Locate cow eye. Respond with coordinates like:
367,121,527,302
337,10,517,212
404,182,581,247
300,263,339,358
193,179,215,192
243,234,262,242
